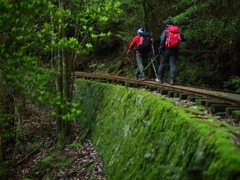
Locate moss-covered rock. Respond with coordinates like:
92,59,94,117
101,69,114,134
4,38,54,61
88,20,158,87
74,80,240,180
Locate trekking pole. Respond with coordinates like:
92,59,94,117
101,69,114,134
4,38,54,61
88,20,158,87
150,42,158,78
144,53,160,71
151,57,158,78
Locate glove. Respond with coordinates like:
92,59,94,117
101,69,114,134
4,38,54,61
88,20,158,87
159,50,163,54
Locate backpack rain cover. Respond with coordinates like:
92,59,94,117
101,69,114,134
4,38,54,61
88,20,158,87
165,26,182,48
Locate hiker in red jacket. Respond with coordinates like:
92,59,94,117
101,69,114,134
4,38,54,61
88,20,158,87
127,28,152,81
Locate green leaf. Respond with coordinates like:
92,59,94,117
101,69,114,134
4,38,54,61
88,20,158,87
144,153,152,158
85,43,93,48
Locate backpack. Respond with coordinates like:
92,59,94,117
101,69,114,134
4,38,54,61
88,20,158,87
136,32,152,54
165,26,182,48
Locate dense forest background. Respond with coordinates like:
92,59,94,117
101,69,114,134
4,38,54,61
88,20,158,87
93,0,240,91
0,0,240,178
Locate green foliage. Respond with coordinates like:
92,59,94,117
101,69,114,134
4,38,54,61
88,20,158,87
87,164,95,172
68,141,82,148
36,155,73,175
40,156,52,163
49,93,82,121
167,0,240,87
89,63,105,69
0,109,15,144
177,58,217,87
0,0,124,148
89,63,106,73
114,0,240,88
0,0,55,115
224,76,240,92
55,0,121,53
36,156,52,173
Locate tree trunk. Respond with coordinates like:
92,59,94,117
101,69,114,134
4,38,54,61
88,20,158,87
142,0,149,31
55,0,71,147
0,92,15,163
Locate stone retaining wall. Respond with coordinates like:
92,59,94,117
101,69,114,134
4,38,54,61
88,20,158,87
74,80,240,180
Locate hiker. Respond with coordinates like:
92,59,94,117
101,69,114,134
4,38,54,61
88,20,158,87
127,28,152,81
156,21,186,85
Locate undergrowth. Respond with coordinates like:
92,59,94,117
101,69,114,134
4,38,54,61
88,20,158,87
0,103,106,180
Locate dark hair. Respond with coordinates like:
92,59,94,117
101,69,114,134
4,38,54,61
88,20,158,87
166,21,174,26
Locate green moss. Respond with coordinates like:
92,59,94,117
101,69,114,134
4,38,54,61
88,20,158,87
74,80,240,180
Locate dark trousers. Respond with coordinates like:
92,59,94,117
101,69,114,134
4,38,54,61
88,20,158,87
157,47,179,81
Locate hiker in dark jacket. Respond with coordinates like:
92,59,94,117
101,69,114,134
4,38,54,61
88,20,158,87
156,21,186,85
127,28,152,81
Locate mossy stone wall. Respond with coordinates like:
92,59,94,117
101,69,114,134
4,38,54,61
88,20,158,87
74,80,240,180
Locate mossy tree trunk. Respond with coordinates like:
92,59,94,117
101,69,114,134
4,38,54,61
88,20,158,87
55,0,71,146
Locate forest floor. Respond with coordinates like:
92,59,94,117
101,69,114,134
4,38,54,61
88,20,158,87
5,103,107,180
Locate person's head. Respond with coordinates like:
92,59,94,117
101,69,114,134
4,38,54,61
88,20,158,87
166,21,174,27
137,28,144,34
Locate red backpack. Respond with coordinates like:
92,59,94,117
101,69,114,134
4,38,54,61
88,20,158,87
165,26,182,48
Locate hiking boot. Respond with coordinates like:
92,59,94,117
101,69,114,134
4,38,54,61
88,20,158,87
155,78,163,84
134,75,138,80
140,77,145,81
170,80,175,85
